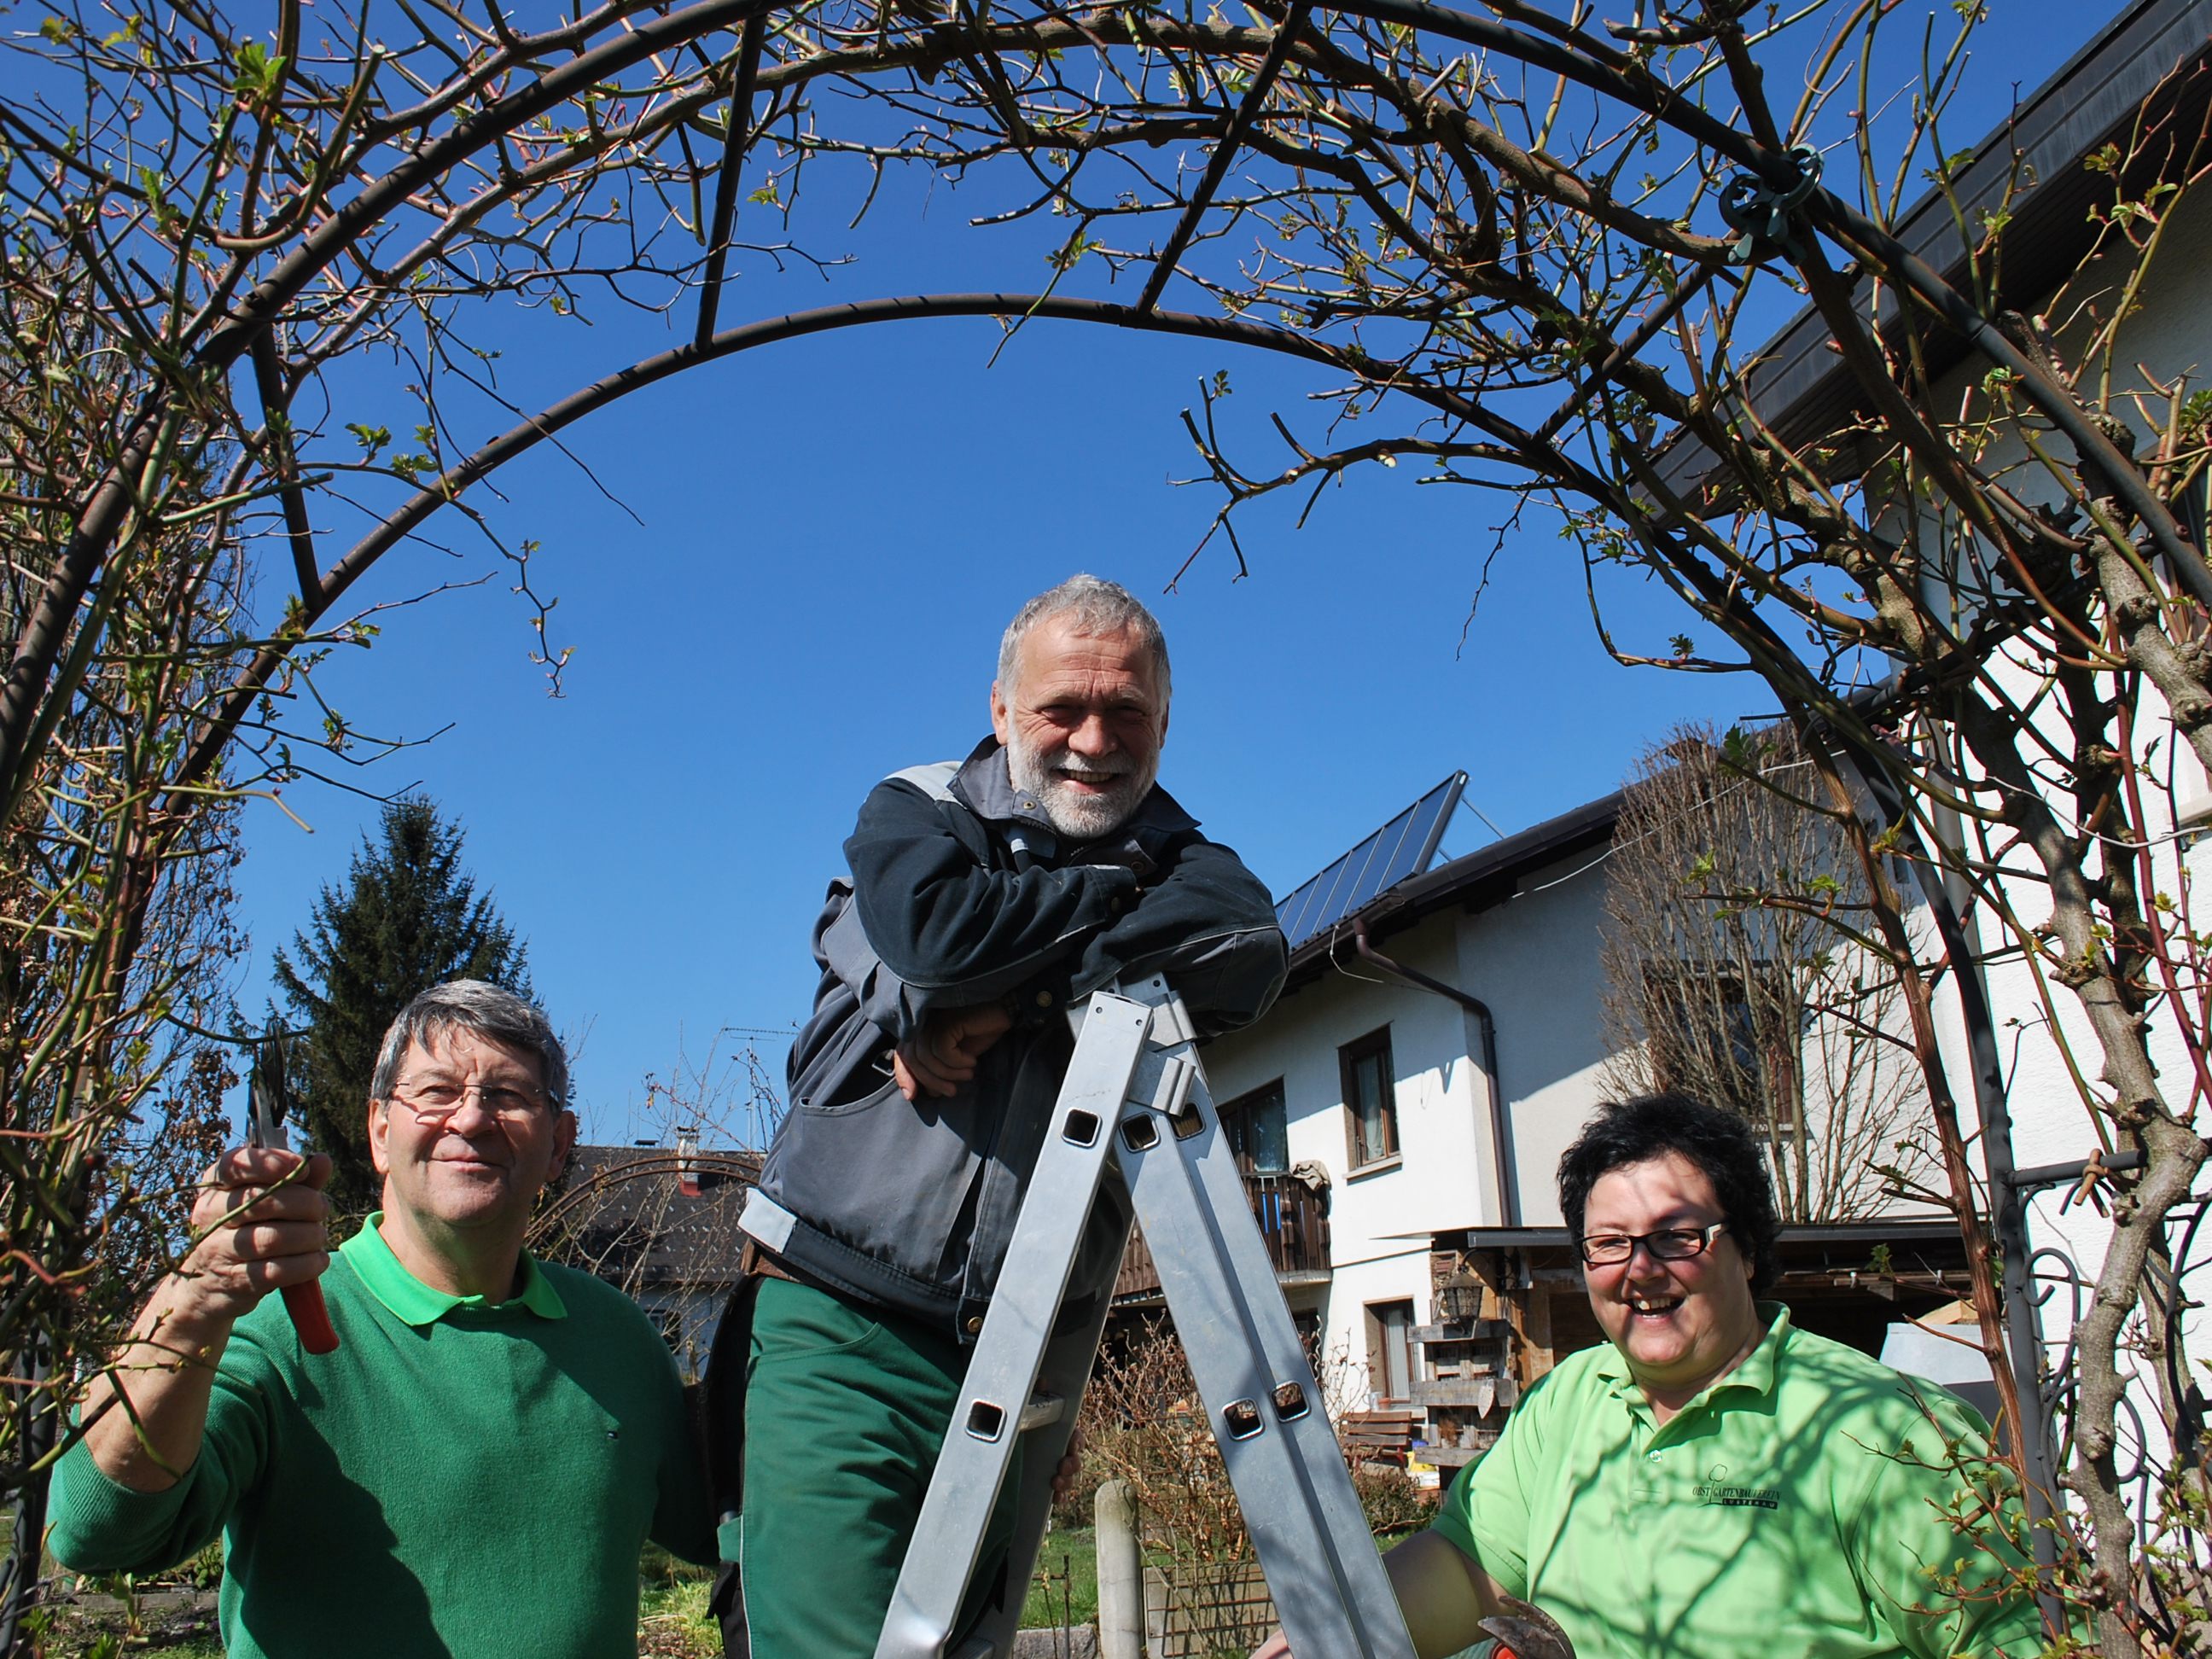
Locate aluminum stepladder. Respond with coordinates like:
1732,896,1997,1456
873,976,1418,1659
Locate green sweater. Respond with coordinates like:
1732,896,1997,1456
49,1220,715,1659
1435,1304,2045,1657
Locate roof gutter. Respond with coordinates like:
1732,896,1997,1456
1350,916,1516,1226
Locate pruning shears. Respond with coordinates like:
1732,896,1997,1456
1482,1598,1575,1659
247,1028,340,1356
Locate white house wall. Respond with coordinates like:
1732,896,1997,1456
1895,174,2212,1471
1202,842,1621,1397
1452,846,1620,1226
1204,920,1456,1393
1995,182,2212,1359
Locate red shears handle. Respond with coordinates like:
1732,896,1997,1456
282,1280,340,1354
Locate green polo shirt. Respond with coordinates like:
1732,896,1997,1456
1433,1305,2046,1658
50,1219,714,1658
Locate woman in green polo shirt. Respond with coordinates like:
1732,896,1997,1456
1255,1092,2046,1659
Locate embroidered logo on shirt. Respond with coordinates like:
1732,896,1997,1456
1694,1464,1779,1509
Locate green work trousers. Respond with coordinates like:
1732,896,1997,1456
731,1277,1020,1659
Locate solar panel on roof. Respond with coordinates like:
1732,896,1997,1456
1274,772,1468,952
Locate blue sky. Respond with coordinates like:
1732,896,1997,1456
215,1,2098,1147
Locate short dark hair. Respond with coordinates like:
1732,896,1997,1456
1557,1092,1781,1292
369,980,568,1109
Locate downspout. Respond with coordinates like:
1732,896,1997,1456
1351,916,1517,1226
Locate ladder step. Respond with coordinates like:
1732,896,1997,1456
876,980,1417,1659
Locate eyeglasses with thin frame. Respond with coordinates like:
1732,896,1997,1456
1577,1221,1727,1267
385,1078,555,1127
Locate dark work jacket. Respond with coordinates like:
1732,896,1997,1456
742,738,1288,1340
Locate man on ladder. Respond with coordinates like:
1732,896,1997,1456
710,574,1288,1659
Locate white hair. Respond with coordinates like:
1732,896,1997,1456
996,574,1171,701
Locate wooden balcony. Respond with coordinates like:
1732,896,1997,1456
1113,1173,1331,1301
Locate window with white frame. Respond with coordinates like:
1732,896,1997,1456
1340,1027,1398,1168
1365,1299,1416,1403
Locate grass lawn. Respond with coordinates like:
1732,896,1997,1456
82,1527,1114,1653
54,1548,727,1659
1022,1524,1099,1629
637,1546,721,1656
84,1528,1480,1655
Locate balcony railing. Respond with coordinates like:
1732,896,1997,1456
1114,1172,1331,1301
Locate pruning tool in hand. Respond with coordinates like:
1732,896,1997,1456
1482,1598,1575,1659
248,1030,340,1355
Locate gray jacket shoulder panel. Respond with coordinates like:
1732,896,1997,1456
885,760,961,801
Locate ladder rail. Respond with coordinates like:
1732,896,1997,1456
872,990,1154,1659
1119,1069,1414,1658
874,978,1418,1659
955,1229,1128,1659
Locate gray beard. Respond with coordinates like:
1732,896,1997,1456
1006,737,1154,840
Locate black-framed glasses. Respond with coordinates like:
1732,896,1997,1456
1577,1221,1727,1267
387,1079,553,1127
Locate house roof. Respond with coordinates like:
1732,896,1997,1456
1655,0,2212,501
1453,1218,1974,1290
532,1143,760,1289
1445,1219,1977,1315
1451,1218,1965,1251
1278,789,1621,991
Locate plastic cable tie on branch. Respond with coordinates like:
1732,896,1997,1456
1720,143,1823,265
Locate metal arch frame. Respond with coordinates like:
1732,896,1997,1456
165,290,1412,807
15,0,2207,812
160,298,2073,1633
96,0,2088,1448
5,6,2168,1634
136,67,2083,1583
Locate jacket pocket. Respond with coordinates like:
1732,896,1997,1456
798,1066,901,1119
789,998,898,1115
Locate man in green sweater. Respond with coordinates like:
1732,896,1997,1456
49,981,714,1658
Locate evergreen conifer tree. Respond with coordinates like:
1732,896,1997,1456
272,797,531,1213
